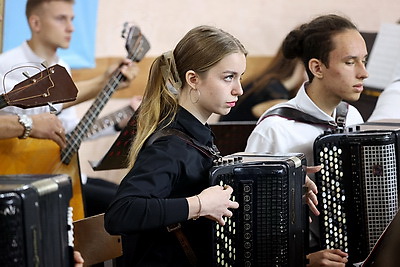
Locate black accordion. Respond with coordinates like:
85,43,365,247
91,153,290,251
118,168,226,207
313,122,400,264
209,153,308,267
0,174,74,267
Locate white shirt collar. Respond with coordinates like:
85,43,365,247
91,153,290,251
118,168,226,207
21,41,61,67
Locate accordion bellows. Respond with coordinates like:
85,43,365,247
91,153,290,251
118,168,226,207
209,153,308,267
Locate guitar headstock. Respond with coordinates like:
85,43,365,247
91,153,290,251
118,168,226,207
122,23,151,62
0,64,78,109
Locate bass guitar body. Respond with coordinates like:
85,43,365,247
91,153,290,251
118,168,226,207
0,138,85,221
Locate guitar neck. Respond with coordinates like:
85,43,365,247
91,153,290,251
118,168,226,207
85,105,135,139
60,25,150,165
61,70,126,164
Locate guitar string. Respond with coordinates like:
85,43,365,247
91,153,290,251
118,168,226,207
86,105,134,138
61,35,146,163
62,73,125,162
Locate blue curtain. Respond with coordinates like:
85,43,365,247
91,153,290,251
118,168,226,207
3,0,98,69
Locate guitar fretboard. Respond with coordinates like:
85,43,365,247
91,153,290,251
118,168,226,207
61,71,126,164
85,105,134,139
59,25,150,165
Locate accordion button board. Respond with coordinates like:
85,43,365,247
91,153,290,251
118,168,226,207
209,152,308,267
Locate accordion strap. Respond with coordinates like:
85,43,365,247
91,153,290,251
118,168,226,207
259,101,349,129
147,128,221,159
167,223,198,266
146,127,220,267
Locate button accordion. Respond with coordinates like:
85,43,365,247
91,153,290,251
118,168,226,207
0,174,74,267
313,121,400,264
209,153,308,267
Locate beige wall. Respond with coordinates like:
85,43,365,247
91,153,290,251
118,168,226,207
74,0,400,96
95,0,399,58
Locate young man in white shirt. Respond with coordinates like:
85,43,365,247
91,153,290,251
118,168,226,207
246,14,369,266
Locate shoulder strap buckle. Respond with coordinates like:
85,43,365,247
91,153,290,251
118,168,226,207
167,223,182,232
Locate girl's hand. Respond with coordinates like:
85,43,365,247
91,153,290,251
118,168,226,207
193,185,239,225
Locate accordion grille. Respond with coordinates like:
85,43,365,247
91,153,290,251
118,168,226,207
362,144,398,250
316,141,398,260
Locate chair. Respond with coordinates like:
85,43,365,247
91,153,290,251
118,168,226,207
210,121,256,156
73,213,122,266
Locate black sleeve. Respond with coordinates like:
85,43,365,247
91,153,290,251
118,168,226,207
104,136,197,235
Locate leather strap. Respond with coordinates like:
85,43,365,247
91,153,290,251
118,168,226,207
260,101,349,130
167,223,198,266
147,128,221,159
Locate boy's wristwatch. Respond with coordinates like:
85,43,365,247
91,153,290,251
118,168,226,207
17,114,33,139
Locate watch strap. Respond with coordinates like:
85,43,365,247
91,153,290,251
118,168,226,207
17,114,32,139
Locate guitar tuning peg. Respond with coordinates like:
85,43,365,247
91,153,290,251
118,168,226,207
41,61,48,69
22,71,31,79
23,71,37,83
121,22,129,38
48,102,58,114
